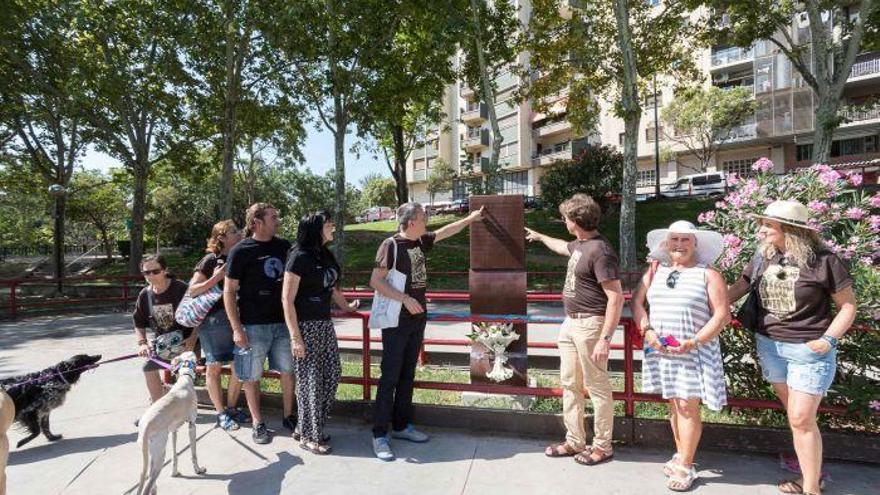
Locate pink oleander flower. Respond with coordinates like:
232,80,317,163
819,172,841,187
728,174,740,186
715,200,728,209
846,172,863,187
870,194,880,208
871,400,880,412
859,256,873,266
806,219,825,232
825,239,840,253
869,215,880,233
752,157,775,173
808,200,830,214
846,207,867,220
840,247,856,260
697,211,716,224
722,234,742,248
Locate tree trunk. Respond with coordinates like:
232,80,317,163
128,163,148,274
332,94,347,267
613,0,640,272
812,93,840,164
469,0,502,191
392,124,409,205
220,0,240,219
99,226,113,260
52,194,66,294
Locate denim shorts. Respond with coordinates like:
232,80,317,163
198,311,234,365
755,333,837,396
233,322,294,382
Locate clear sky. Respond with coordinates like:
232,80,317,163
82,122,391,186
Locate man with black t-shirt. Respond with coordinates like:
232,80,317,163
369,202,484,461
224,203,294,445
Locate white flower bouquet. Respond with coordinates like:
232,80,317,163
467,322,520,382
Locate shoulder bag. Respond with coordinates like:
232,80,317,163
368,238,407,329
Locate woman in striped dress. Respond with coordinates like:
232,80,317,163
631,221,730,491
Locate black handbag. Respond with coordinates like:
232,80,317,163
736,251,763,332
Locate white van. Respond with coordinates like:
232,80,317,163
660,172,728,198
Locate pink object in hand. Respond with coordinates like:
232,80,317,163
663,335,681,347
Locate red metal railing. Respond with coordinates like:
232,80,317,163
1,275,863,417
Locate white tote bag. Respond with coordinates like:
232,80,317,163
368,238,407,329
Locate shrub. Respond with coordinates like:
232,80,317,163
698,159,879,429
538,144,622,213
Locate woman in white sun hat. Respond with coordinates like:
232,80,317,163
728,200,856,495
631,220,731,491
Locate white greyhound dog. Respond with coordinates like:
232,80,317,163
136,352,205,495
0,388,13,495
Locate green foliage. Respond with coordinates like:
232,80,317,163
661,86,757,171
538,144,623,213
360,174,397,208
426,158,456,204
0,162,51,249
699,160,880,429
66,170,127,258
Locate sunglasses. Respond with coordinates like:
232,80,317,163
141,268,163,276
666,270,681,289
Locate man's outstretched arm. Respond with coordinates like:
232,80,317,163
525,227,569,256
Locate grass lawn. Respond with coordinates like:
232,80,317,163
83,197,714,290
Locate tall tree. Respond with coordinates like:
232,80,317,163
66,170,127,260
77,0,199,273
521,0,698,270
661,86,757,172
459,0,520,178
258,0,398,265
694,1,879,164
426,158,457,206
357,2,463,206
186,0,304,217
0,0,91,290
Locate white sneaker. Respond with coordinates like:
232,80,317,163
391,424,429,443
372,436,395,461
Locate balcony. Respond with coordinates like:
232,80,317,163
841,105,880,125
411,168,427,182
533,120,572,139
719,83,754,95
711,46,753,68
531,148,572,167
462,156,489,173
848,54,880,80
460,83,476,100
724,122,757,143
461,103,488,124
461,128,490,151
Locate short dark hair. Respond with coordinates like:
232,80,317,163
559,194,601,231
245,202,276,235
140,254,175,279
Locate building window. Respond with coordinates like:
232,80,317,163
797,144,813,162
414,159,426,171
644,92,663,111
646,126,663,142
637,169,657,188
502,171,528,195
722,157,759,178
619,132,626,146
452,179,469,200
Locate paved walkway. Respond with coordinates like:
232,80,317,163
2,313,878,494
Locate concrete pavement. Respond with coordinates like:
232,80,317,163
2,313,877,494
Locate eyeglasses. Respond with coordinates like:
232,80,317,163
666,270,681,289
141,268,163,276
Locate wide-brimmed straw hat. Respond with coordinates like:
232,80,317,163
750,200,818,231
647,220,723,266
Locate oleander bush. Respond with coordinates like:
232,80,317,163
697,158,880,430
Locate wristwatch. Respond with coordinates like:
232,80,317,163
820,335,839,348
602,334,613,342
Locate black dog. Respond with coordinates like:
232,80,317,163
0,354,101,448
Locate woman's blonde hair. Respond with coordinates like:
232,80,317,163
206,220,238,254
759,222,823,267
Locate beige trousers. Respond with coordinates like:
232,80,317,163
558,316,614,451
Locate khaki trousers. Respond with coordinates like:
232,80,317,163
558,316,613,451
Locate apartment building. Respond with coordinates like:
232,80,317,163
407,3,880,204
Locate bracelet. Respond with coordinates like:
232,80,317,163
820,335,839,348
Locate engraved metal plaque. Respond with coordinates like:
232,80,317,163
469,195,525,271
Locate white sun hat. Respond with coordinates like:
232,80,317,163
647,220,723,266
750,199,818,231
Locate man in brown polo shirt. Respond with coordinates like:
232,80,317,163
526,193,625,466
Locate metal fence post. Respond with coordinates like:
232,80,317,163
623,320,635,418
362,314,371,401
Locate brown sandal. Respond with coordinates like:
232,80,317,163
574,446,614,466
778,478,825,494
300,441,332,455
544,441,583,457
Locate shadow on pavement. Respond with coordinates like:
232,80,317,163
8,432,137,466
175,451,303,494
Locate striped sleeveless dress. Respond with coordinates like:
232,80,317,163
643,264,727,411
